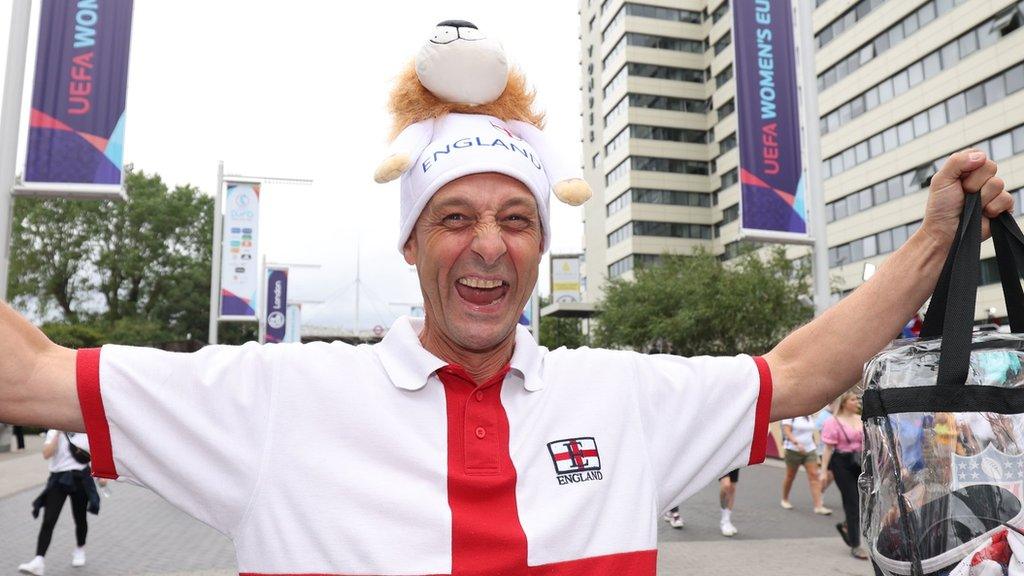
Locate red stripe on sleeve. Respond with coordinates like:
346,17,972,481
748,356,774,466
76,348,118,479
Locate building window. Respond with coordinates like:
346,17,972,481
817,0,967,92
816,0,890,49
629,93,707,113
826,124,1024,223
628,62,705,83
608,254,662,279
712,31,732,56
823,66,1024,178
607,188,713,216
715,65,733,88
631,156,710,175
718,132,737,154
605,158,630,185
624,124,708,144
604,96,629,125
711,1,729,24
717,98,735,120
623,3,701,23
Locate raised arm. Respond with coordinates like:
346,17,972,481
0,300,81,431
765,150,1014,421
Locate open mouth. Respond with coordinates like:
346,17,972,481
455,276,510,307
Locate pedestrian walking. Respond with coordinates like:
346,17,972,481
779,415,831,515
814,406,835,492
13,424,26,450
661,507,684,529
661,469,742,536
821,392,867,560
718,470,740,537
18,430,100,575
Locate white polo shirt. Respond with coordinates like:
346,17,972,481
77,316,771,575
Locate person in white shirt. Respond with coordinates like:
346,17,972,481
780,416,831,514
0,21,1013,573
18,430,99,575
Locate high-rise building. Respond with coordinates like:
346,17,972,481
577,0,1024,322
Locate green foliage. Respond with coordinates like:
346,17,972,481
594,248,813,356
539,296,587,350
8,168,216,345
40,323,106,348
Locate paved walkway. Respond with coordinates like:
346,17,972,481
657,462,872,575
0,439,872,575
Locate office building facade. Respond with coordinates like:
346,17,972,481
578,0,1024,321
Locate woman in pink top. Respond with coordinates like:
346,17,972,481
820,392,866,560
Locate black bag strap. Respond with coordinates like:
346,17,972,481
64,432,91,463
921,206,1024,342
919,193,981,340
991,212,1024,333
862,204,1024,418
920,192,983,389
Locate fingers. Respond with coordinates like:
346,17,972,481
980,178,1012,240
982,181,1013,219
961,159,999,195
931,149,989,193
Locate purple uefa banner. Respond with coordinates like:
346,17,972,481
25,0,134,188
732,0,808,241
264,268,288,344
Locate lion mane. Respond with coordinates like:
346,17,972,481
387,61,546,142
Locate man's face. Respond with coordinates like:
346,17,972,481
404,172,543,352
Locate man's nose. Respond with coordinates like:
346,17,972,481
471,223,507,266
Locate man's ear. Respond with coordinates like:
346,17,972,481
403,233,418,265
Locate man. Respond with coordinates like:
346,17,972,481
0,106,1012,573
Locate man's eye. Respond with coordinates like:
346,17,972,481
504,214,532,225
443,214,467,222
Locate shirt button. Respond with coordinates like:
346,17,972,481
475,391,484,401
475,426,486,439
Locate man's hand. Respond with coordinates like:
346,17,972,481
920,149,1013,247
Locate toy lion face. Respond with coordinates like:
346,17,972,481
388,20,544,141
416,20,508,105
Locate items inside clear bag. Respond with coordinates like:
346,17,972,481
862,343,1024,574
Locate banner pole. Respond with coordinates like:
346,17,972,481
208,161,224,344
258,255,267,344
0,0,32,302
795,0,831,316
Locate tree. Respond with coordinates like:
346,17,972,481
8,168,226,344
538,296,587,349
594,248,813,356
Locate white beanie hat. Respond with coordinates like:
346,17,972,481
397,113,551,252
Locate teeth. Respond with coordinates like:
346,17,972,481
458,277,504,289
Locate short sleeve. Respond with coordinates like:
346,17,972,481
632,353,772,511
820,418,839,446
76,342,277,536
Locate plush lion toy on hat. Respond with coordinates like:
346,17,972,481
374,19,592,207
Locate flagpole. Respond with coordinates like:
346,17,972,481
795,0,830,316
0,0,32,302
